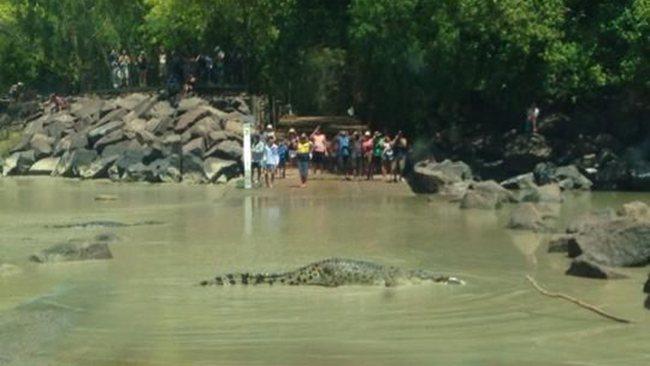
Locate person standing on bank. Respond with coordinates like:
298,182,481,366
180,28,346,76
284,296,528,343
391,131,408,182
310,125,327,178
251,135,265,185
296,133,312,188
336,130,351,180
264,136,279,188
525,103,540,134
350,131,363,180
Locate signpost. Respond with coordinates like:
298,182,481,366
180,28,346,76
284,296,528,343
242,117,253,189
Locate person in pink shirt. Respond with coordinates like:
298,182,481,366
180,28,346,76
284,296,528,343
310,125,328,177
361,131,375,180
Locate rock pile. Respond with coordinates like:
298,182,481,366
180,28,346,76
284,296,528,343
550,201,650,279
1,93,248,183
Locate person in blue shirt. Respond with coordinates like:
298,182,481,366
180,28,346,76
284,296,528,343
277,139,289,179
335,130,351,180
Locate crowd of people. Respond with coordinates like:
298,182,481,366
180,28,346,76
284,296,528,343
108,46,243,92
250,124,409,188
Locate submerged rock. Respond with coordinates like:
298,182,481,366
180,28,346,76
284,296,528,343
460,180,517,210
565,257,627,280
29,242,113,263
507,203,555,232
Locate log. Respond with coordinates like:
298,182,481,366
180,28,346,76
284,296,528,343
525,275,631,324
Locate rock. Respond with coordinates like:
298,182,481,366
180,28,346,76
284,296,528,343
88,120,124,141
207,130,229,146
94,194,118,201
93,129,125,151
207,140,243,160
223,119,243,135
177,97,206,112
203,157,240,182
53,149,98,177
115,93,148,111
175,108,210,132
460,189,500,209
460,180,517,210
149,156,181,183
438,181,471,202
95,107,128,127
564,204,650,267
188,116,221,140
617,201,650,221
182,137,205,157
70,97,104,120
29,157,60,175
507,203,554,231
123,95,158,122
500,173,535,190
54,132,88,155
146,101,176,120
181,154,207,183
107,143,155,181
30,133,54,159
124,163,155,182
2,151,35,176
520,183,563,203
408,159,473,194
565,257,627,279
594,158,629,190
547,235,576,253
29,242,113,263
0,263,22,277
503,134,553,175
79,155,119,179
554,165,593,190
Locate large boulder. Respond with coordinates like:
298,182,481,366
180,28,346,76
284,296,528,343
507,203,555,232
503,133,552,175
408,159,473,194
460,180,517,210
175,108,210,132
519,183,563,203
149,156,181,183
29,241,112,263
88,120,124,141
30,133,54,159
93,129,125,151
181,153,207,184
53,149,98,177
206,140,243,160
182,137,206,157
54,132,88,155
29,157,60,175
500,173,536,190
563,202,650,268
79,155,119,179
554,165,593,190
146,101,175,120
2,150,36,176
204,157,240,182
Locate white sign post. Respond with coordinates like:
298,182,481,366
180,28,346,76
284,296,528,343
242,120,252,189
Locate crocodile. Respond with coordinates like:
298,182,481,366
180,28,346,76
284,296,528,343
200,258,464,287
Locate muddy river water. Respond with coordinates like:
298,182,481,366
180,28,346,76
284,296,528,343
0,177,648,365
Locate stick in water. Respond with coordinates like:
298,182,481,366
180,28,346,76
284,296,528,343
525,275,631,324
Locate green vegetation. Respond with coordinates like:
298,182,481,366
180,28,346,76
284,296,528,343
0,130,22,157
0,0,648,138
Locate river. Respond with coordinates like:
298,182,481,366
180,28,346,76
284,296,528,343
0,177,648,365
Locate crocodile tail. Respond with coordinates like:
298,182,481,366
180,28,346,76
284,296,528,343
200,272,287,286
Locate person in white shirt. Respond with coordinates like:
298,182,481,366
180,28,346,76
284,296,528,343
526,103,540,134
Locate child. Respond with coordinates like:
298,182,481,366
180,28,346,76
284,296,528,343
277,139,289,179
264,137,280,188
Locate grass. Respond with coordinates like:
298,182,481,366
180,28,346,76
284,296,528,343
0,130,22,158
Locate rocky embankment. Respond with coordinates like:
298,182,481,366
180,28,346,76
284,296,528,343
423,115,650,191
0,93,247,183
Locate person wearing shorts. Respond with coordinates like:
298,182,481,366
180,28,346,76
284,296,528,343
263,137,279,188
310,126,327,177
350,131,363,180
251,135,265,185
277,139,288,179
296,133,312,188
